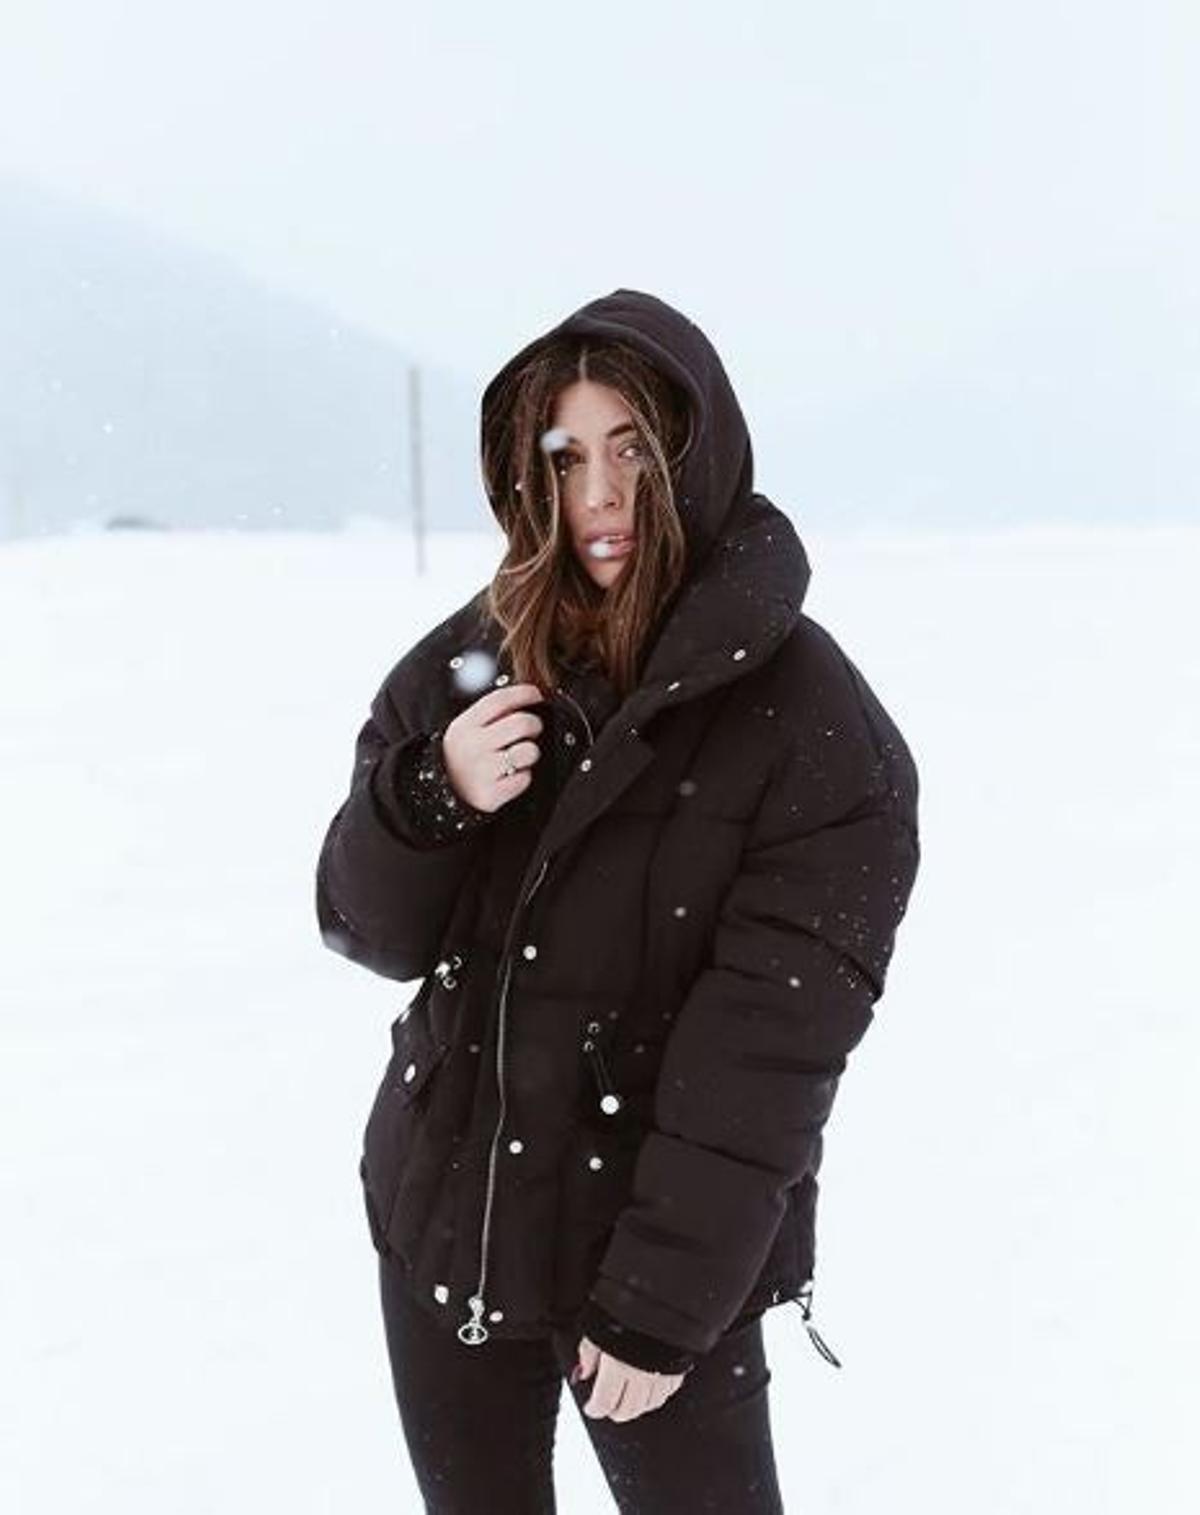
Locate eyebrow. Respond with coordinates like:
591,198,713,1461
562,422,638,445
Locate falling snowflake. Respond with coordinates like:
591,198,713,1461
448,648,497,694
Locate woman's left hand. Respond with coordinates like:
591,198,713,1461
574,1334,686,1422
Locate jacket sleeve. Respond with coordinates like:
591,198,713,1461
315,684,496,984
388,726,497,849
575,1299,698,1375
585,675,921,1358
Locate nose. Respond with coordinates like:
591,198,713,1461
582,455,622,513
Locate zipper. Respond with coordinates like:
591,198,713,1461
457,851,550,1346
554,687,593,751
457,680,598,1344
791,1279,843,1368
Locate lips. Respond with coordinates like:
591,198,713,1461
586,534,635,560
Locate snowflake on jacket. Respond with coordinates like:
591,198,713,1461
387,725,495,849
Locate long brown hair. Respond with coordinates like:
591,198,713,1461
481,337,694,701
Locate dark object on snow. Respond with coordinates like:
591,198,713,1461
103,513,168,531
315,288,921,1375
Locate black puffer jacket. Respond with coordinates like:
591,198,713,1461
315,288,921,1375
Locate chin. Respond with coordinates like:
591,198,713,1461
580,550,631,585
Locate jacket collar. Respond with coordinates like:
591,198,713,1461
628,490,809,723
483,489,809,741
461,491,808,866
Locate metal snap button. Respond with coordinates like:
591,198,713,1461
508,1138,524,1154
588,1155,604,1171
600,1094,621,1115
579,757,592,772
522,943,538,960
434,955,463,990
433,1283,450,1304
403,1062,417,1083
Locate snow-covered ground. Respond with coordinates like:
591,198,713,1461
3,519,1196,1513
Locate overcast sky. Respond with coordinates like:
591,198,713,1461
2,0,1196,498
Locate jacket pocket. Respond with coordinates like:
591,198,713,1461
360,977,450,1253
389,984,451,1105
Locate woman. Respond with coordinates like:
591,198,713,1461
316,288,921,1512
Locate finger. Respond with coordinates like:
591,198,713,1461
647,1374,680,1412
583,1355,629,1420
611,1373,656,1423
470,683,546,724
490,739,541,777
596,1374,631,1422
484,710,545,751
577,1335,600,1376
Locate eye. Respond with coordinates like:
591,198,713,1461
551,438,646,476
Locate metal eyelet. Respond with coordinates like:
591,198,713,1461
434,951,466,990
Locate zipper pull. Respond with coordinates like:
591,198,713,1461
457,1293,489,1346
582,1024,623,1115
792,1280,842,1368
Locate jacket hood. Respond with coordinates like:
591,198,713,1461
478,288,812,719
481,288,760,577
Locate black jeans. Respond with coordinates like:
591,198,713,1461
378,1253,785,1514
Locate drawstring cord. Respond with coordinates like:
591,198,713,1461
582,1032,623,1115
792,1280,842,1368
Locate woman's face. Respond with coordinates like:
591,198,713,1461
546,379,647,590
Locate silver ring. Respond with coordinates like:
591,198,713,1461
499,746,517,780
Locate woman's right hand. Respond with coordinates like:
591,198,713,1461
441,682,546,813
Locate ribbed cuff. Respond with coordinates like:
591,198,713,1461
575,1299,697,1375
384,727,495,849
